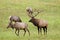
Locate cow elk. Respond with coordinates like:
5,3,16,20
9,16,22,23
7,22,30,36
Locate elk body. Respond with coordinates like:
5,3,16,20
9,16,22,23
7,22,30,36
26,9,48,35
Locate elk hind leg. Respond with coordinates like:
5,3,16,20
43,26,47,35
45,26,47,34
37,27,40,35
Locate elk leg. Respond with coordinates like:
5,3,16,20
45,27,47,34
43,27,46,35
39,28,42,35
23,29,26,36
38,27,39,35
17,30,19,36
15,29,18,36
26,28,30,36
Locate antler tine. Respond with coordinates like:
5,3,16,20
38,9,44,13
33,9,39,17
33,9,44,17
33,11,40,17
27,13,33,18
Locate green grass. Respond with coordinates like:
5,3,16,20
0,0,60,40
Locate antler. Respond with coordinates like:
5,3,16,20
26,7,44,18
27,12,33,18
33,9,44,17
33,12,40,17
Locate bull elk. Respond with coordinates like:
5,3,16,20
27,10,48,35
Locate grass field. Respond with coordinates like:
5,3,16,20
0,0,60,40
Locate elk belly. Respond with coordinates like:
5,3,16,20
39,20,47,27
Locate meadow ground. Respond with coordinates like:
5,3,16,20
0,0,60,40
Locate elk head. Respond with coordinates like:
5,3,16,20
7,22,14,29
